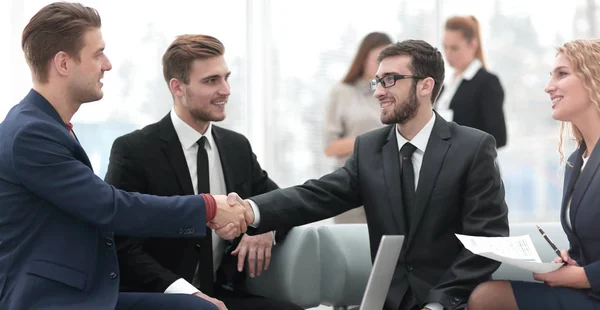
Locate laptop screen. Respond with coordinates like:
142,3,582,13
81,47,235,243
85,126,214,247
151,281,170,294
359,235,404,310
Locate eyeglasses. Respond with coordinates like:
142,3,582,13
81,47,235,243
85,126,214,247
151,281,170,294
369,74,426,91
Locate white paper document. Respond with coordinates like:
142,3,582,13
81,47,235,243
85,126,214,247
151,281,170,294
456,234,562,273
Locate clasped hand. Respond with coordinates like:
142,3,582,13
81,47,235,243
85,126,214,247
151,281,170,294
208,193,254,240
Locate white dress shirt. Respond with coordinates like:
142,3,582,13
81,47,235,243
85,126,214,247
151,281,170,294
395,113,443,310
435,59,482,122
165,109,227,295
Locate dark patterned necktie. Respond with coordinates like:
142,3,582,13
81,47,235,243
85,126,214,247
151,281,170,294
400,143,417,229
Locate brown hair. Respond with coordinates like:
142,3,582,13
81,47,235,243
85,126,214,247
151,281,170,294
162,34,225,85
378,40,445,102
555,40,600,163
22,2,101,83
342,32,392,84
445,15,486,68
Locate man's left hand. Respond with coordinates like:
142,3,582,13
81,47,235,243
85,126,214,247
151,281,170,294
231,232,274,277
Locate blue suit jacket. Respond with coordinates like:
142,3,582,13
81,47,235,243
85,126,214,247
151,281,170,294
563,141,600,301
0,90,208,309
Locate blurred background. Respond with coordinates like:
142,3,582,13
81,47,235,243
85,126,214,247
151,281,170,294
1,0,598,225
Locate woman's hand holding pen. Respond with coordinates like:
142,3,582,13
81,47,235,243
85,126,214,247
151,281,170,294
534,248,588,289
551,249,579,266
533,264,590,289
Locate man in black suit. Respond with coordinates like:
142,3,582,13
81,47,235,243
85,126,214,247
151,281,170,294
105,34,302,310
232,40,510,310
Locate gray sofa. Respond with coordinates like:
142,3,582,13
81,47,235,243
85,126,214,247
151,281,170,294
245,222,568,309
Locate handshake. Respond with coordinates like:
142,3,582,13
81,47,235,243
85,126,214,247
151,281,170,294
207,193,255,240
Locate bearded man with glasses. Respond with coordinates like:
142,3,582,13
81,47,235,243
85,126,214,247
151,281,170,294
232,40,509,310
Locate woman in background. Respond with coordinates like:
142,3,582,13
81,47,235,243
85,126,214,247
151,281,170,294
323,31,392,224
438,15,507,148
467,39,600,310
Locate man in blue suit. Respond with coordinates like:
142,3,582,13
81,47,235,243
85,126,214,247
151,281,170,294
0,2,251,309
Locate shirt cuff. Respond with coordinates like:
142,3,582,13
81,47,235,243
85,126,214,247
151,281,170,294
200,194,216,222
247,199,261,227
164,278,200,295
424,302,444,310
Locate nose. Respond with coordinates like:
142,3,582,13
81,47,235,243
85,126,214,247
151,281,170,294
103,55,112,72
373,82,386,99
219,80,231,96
544,79,555,94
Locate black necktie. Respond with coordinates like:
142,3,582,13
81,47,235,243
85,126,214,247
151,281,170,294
193,136,214,296
400,143,417,229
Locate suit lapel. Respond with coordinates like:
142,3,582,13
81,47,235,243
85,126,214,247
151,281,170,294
158,114,195,195
568,140,600,235
211,127,234,192
406,114,451,248
382,125,408,235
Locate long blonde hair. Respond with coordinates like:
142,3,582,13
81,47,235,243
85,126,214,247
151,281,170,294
556,39,600,163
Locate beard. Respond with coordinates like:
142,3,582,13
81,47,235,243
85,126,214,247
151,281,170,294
69,78,103,104
183,90,226,123
381,82,419,125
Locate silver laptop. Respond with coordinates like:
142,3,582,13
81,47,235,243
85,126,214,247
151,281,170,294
360,235,404,310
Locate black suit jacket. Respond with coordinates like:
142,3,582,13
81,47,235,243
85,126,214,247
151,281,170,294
104,114,283,294
441,68,507,148
248,113,509,310
562,141,600,300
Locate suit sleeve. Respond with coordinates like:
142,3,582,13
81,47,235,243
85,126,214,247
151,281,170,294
584,261,600,292
479,74,507,148
243,138,292,243
10,123,207,238
249,135,363,234
425,134,509,309
104,135,183,292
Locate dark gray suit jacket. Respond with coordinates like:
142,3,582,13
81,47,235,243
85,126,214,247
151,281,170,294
249,112,509,310
562,142,600,301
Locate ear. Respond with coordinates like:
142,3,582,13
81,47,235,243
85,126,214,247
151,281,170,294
470,38,479,51
169,78,185,97
418,77,436,98
52,51,69,77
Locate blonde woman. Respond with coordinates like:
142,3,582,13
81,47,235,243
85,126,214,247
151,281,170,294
468,39,600,310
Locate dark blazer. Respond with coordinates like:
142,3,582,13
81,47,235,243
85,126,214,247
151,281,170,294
105,114,284,294
248,113,509,310
442,68,507,148
562,141,600,300
0,90,208,309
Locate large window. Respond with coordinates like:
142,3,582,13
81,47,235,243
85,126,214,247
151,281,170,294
2,0,599,223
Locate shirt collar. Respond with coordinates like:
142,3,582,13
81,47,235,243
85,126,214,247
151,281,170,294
462,58,482,81
395,112,436,154
170,109,214,150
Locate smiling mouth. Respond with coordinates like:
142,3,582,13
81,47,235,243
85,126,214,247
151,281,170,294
380,101,393,109
212,100,227,107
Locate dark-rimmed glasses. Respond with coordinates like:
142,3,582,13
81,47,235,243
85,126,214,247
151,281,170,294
369,74,426,91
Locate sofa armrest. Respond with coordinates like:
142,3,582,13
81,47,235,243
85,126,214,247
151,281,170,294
317,224,371,307
244,225,321,308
